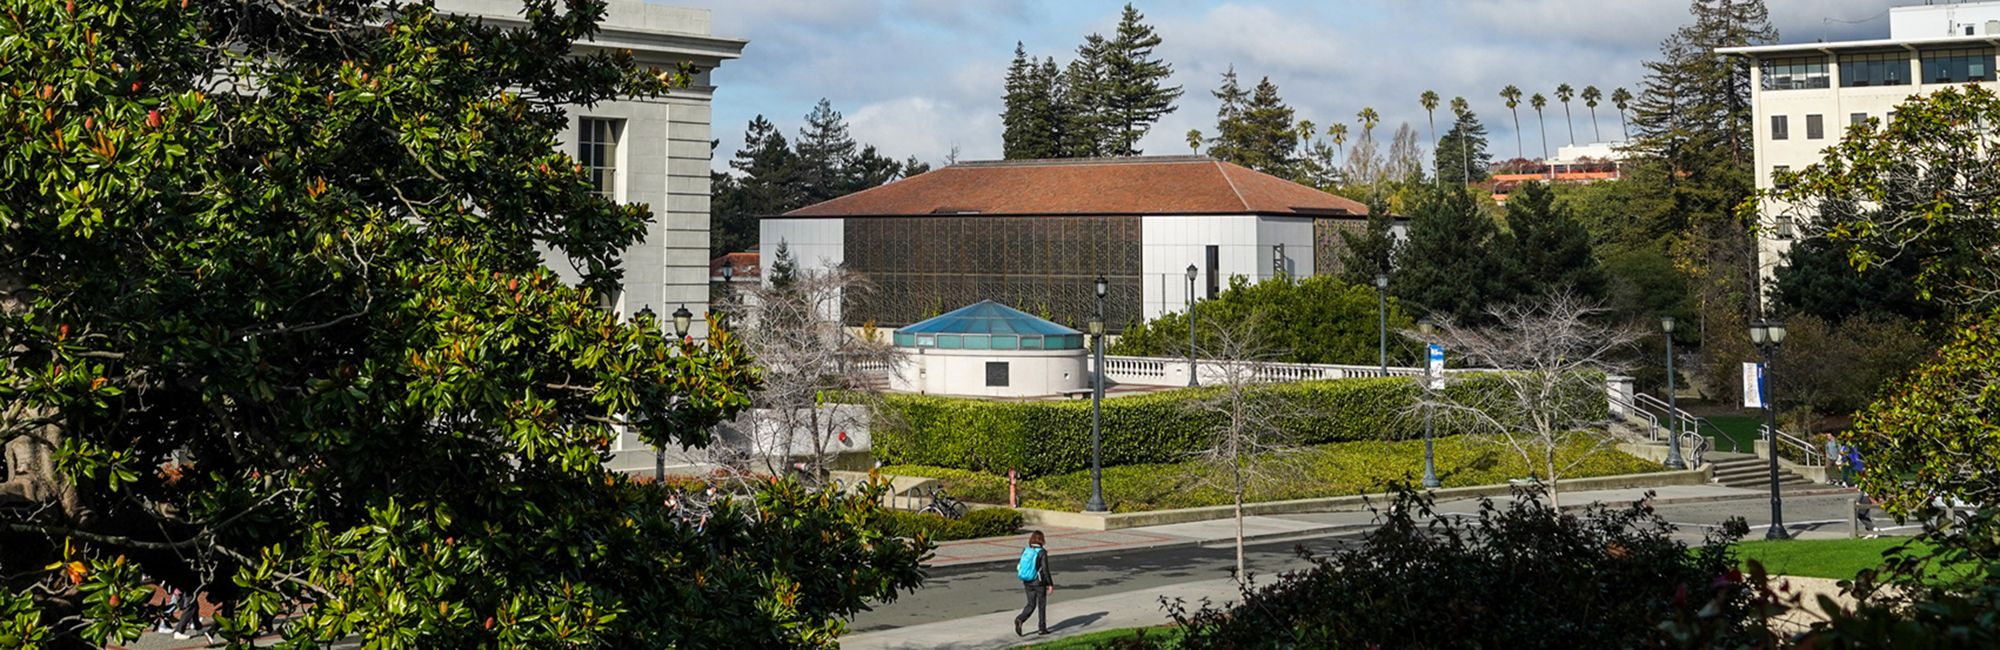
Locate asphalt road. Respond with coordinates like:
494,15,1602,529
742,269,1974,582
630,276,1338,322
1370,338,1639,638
850,491,1882,635
849,535,1351,634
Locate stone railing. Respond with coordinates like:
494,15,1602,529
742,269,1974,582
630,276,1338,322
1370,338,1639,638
1099,355,1427,387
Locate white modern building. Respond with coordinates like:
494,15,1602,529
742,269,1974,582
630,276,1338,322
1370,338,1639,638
1719,1,2000,292
434,0,746,337
759,156,1376,331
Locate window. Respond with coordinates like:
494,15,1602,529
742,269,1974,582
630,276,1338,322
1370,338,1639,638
1850,112,1869,127
985,362,1010,387
1805,114,1824,139
1205,245,1220,299
1761,56,1830,90
1770,115,1789,140
1920,47,1995,83
578,117,621,197
1840,52,1909,87
1776,217,1795,239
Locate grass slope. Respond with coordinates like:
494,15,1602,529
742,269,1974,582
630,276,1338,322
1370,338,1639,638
1006,626,1181,650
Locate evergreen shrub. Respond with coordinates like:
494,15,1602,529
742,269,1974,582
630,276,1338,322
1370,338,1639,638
874,376,1607,478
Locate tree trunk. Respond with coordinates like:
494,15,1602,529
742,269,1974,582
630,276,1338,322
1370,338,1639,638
1234,487,1245,587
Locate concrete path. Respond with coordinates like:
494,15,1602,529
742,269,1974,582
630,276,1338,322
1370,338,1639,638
842,577,1238,650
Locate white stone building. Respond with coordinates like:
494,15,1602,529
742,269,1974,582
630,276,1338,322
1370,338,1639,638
1719,1,2000,293
434,0,745,337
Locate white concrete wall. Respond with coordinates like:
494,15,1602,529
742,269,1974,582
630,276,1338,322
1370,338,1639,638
1891,2,2000,38
893,348,1087,398
758,218,846,281
1139,215,1316,320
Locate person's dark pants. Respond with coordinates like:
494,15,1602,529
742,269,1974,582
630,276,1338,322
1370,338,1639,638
1016,582,1047,632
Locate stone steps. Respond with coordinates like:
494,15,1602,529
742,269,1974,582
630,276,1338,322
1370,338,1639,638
1706,453,1817,490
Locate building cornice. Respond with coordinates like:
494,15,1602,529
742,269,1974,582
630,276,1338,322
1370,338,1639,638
1719,35,2000,58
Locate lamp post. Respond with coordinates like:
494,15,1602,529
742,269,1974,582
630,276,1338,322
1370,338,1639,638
1750,320,1791,541
1086,276,1109,513
1418,319,1440,489
719,262,734,329
1663,315,1686,470
1375,274,1389,375
1185,264,1199,387
652,306,692,482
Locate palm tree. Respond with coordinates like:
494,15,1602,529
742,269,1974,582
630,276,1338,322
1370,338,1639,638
1186,128,1203,153
1581,86,1603,143
1611,87,1633,141
1450,96,1471,183
1555,83,1576,146
1357,107,1380,140
1500,85,1523,160
1420,90,1440,185
1329,123,1348,165
1531,93,1549,163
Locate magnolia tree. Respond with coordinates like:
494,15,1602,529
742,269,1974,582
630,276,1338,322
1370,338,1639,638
734,265,903,479
1415,293,1642,508
0,1,924,648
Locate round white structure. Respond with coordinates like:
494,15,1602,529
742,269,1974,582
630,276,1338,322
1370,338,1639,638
890,301,1088,398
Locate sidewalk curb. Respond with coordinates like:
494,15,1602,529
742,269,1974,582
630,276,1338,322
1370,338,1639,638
1574,486,1858,511
928,522,1375,571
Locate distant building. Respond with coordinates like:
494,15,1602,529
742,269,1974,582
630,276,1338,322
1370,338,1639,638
759,156,1372,331
1719,1,2000,293
1488,142,1629,204
891,301,1088,398
711,248,760,283
434,0,745,337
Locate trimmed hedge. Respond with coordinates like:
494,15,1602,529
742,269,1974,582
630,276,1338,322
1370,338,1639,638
875,375,1608,478
873,507,1023,541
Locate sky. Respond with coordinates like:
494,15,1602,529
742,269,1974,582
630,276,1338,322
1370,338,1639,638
679,0,1905,173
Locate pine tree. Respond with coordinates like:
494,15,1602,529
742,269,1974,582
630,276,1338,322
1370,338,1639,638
1392,186,1518,324
1205,72,1299,177
796,99,860,204
711,115,802,257
1097,4,1183,156
1002,43,1066,159
1338,194,1400,285
1062,34,1113,157
1434,107,1492,186
1504,182,1606,300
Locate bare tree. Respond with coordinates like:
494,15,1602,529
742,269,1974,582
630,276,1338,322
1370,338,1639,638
735,265,903,480
1182,317,1308,585
1413,293,1641,508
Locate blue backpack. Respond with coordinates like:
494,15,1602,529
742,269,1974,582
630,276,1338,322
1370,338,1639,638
1016,546,1042,581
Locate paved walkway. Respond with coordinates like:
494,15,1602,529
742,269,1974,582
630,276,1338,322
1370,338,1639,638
928,483,1835,569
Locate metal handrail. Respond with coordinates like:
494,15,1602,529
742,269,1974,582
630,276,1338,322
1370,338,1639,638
1681,430,1710,468
1691,417,1743,453
1761,424,1826,466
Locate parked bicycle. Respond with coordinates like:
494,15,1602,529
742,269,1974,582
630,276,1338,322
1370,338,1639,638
917,487,966,521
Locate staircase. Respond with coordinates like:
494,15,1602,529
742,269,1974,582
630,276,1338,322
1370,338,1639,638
1706,452,1817,491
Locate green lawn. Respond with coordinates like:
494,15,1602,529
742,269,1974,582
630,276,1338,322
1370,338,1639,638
1701,416,1764,453
1732,537,1918,580
884,435,1665,513
1005,626,1180,650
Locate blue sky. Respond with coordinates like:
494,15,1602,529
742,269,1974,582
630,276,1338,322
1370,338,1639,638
678,0,1901,172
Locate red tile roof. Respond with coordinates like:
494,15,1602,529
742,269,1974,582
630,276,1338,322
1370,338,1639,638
779,156,1367,218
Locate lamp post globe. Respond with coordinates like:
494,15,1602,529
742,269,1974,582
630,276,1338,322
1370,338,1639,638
1185,265,1199,387
1086,311,1109,513
1662,315,1685,470
1751,319,1791,540
672,305,693,339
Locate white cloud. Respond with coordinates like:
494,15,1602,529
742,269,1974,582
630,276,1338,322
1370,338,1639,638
689,0,1913,172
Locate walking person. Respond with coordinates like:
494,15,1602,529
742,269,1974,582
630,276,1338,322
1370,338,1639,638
1013,530,1054,637
1824,434,1846,486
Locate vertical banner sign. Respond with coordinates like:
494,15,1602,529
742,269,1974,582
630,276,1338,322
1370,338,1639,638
1742,362,1764,409
1428,345,1446,390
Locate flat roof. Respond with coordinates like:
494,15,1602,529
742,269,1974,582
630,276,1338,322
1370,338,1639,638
1718,34,2000,57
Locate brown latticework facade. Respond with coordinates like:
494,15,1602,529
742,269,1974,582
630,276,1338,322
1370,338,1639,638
1313,217,1365,278
842,216,1143,330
